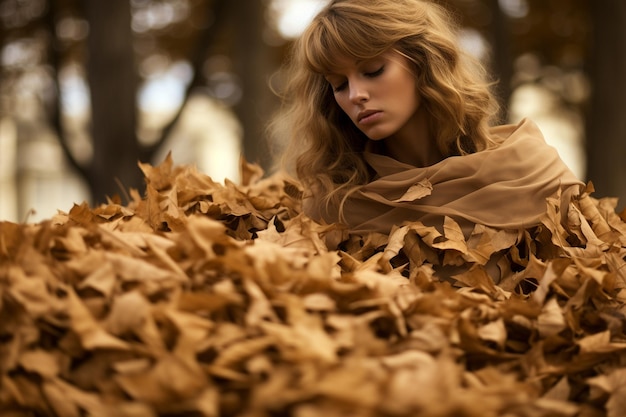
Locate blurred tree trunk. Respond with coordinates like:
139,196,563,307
585,1,626,210
85,0,141,203
487,0,513,121
587,0,626,207
229,0,276,170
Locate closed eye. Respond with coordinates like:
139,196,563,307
331,66,384,93
332,81,348,93
365,66,385,78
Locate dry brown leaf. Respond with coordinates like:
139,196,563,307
578,330,626,355
162,308,215,349
392,179,433,202
381,225,409,264
466,225,520,265
105,291,165,350
588,369,626,417
18,349,61,379
66,288,129,351
115,352,209,405
105,252,179,283
77,260,117,297
452,264,500,295
313,357,384,408
477,318,507,349
212,336,275,368
532,259,571,305
260,316,337,363
537,297,566,337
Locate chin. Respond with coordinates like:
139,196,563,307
364,131,391,141
360,128,389,141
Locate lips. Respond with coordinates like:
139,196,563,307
357,109,382,124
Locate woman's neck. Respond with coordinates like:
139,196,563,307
382,108,443,167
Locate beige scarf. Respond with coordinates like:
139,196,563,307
305,118,584,235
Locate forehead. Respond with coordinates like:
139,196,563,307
303,19,389,74
326,53,392,74
322,51,400,76
323,55,362,75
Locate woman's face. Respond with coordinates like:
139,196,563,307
324,50,421,142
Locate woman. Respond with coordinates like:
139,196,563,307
271,0,582,236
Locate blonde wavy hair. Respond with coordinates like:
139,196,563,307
270,0,500,216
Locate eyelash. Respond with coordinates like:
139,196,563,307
333,66,385,93
367,66,385,78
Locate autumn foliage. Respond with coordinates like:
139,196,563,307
1,155,626,417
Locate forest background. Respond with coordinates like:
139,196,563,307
0,0,625,223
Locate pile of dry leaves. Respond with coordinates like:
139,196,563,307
1,155,626,417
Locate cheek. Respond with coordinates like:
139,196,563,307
397,80,418,109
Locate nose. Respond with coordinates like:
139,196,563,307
349,79,369,104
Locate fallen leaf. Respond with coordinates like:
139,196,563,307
392,179,433,202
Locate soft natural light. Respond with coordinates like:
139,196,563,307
60,65,90,116
498,0,529,18
270,0,328,39
458,28,489,61
138,61,192,112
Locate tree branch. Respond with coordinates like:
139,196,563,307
141,0,229,161
44,0,90,181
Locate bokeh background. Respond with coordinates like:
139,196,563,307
1,0,625,223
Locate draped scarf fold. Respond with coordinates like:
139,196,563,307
304,118,584,235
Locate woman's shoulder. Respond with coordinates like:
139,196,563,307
488,117,545,145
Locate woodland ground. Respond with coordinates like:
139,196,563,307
1,155,626,417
